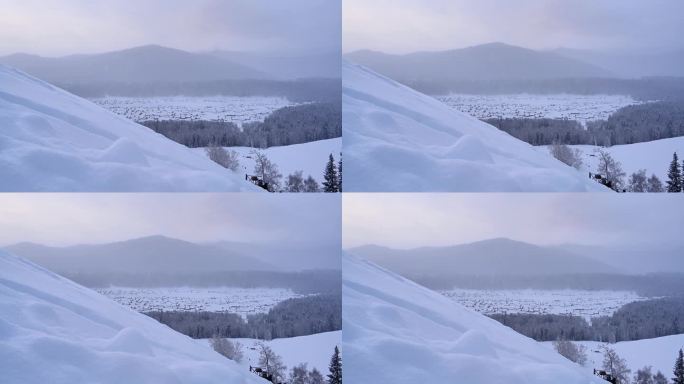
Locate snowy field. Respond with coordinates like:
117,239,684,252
436,93,643,125
97,287,305,316
440,289,647,320
542,334,684,376
200,331,341,374
91,95,297,125
195,137,342,184
544,136,684,183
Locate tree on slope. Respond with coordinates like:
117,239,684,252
628,169,648,192
550,141,583,169
653,370,668,384
647,174,665,193
322,153,339,193
337,153,343,192
309,368,325,384
633,365,655,384
251,150,282,192
289,363,309,384
674,348,684,384
553,338,587,366
285,170,305,192
667,152,682,192
303,175,320,192
602,345,630,384
596,149,626,191
258,343,286,383
327,346,342,384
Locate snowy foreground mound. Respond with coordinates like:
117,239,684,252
0,250,263,384
342,61,605,191
0,65,259,191
343,253,603,383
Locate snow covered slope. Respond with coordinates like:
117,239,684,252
342,61,606,191
564,137,684,182
0,65,260,191
0,250,263,384
343,253,604,383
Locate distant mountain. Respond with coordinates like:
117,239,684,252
209,50,341,79
5,235,274,275
344,42,612,83
0,45,267,84
347,238,617,278
552,243,684,274
211,240,341,271
552,47,684,78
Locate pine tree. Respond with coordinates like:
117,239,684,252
674,348,684,384
327,346,342,384
337,152,343,192
666,152,682,192
323,153,339,193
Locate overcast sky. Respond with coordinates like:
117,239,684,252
344,0,684,54
344,194,684,249
0,0,341,56
0,194,340,250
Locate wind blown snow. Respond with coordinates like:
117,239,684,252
343,253,604,383
342,61,606,192
0,65,261,191
0,250,263,384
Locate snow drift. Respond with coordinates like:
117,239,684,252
342,61,606,191
342,253,604,383
0,65,260,191
0,250,263,384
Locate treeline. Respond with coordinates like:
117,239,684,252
65,269,342,295
145,294,341,340
484,101,684,146
414,77,684,102
67,78,342,103
421,273,684,297
489,296,684,342
141,102,341,148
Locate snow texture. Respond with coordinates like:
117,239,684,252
0,65,261,191
0,250,264,384
343,253,604,383
342,61,607,191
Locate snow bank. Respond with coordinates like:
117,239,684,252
0,65,260,191
0,250,263,384
343,253,604,383
342,61,606,191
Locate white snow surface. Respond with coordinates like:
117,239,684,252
0,65,261,191
195,137,341,185
342,61,606,191
0,250,263,384
200,331,341,374
549,136,684,182
343,253,603,383
543,334,684,376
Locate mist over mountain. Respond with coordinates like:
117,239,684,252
210,240,341,271
208,50,341,80
552,47,684,78
344,42,612,83
0,45,268,85
551,243,684,275
347,238,617,278
4,235,274,275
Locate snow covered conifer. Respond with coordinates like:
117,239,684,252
674,348,684,384
337,153,343,192
666,152,682,192
323,153,339,192
327,346,342,384
654,371,668,384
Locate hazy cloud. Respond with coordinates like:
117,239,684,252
0,0,341,56
0,194,341,249
343,194,684,249
344,0,684,53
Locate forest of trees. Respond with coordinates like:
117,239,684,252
68,269,341,294
484,101,684,146
142,102,341,148
145,293,341,340
71,78,341,102
489,296,684,342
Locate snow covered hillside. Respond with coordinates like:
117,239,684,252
0,250,263,384
0,65,260,191
543,335,684,376
200,331,341,374
195,137,341,185
342,61,606,191
557,136,684,182
343,253,604,383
